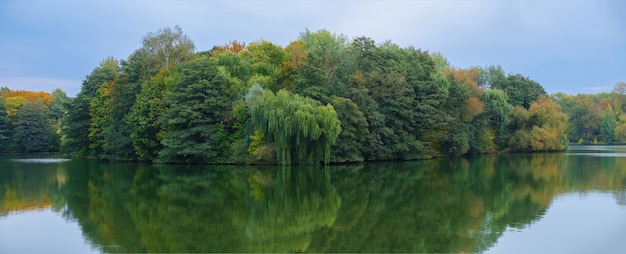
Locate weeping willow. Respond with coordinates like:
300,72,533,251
247,85,341,165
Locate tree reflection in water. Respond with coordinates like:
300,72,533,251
2,149,626,253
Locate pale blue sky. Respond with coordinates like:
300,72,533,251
1,0,624,97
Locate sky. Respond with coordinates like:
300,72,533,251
0,0,624,97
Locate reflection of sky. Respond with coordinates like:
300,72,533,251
0,208,99,254
485,192,626,254
567,145,626,157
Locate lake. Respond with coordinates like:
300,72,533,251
1,146,625,253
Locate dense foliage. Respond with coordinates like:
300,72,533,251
554,82,626,144
2,27,577,163
0,88,68,153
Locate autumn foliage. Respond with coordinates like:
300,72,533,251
1,90,51,108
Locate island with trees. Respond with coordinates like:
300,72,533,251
1,27,623,165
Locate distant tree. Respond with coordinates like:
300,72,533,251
0,96,13,152
1,90,51,107
49,88,69,121
478,65,506,90
601,104,617,143
527,97,568,151
13,100,58,152
555,93,602,143
142,25,195,69
496,74,546,108
612,81,626,95
3,96,25,121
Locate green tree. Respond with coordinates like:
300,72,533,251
3,96,26,121
157,56,231,163
97,51,153,160
330,96,369,162
508,106,531,151
214,51,251,97
295,29,349,101
481,89,513,148
87,80,113,156
142,25,195,69
483,65,546,108
61,58,119,156
441,67,483,156
601,104,617,143
128,68,177,161
49,88,69,122
0,96,13,152
478,65,506,90
247,85,341,165
13,99,58,152
243,40,288,93
555,94,600,143
345,37,389,160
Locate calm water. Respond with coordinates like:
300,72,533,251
1,146,625,253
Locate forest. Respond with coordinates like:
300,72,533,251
1,26,623,165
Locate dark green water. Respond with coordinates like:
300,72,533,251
1,146,626,253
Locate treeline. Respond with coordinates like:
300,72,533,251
3,27,570,164
0,88,69,153
62,27,566,164
554,83,626,144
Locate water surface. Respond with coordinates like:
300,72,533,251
1,146,625,253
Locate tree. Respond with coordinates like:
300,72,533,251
142,25,195,69
87,80,112,156
3,96,26,120
406,46,450,158
482,89,513,137
247,85,341,165
49,88,69,122
61,58,119,156
128,68,177,161
296,29,349,100
507,105,531,151
601,104,617,143
612,81,626,95
527,97,568,151
614,114,626,143
555,94,601,143
330,96,369,162
214,51,251,97
243,40,288,92
483,66,546,109
441,67,483,156
96,51,150,160
478,65,506,90
13,99,58,152
0,96,13,152
157,56,231,163
278,40,308,92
